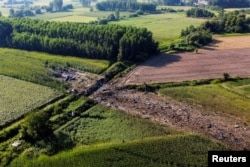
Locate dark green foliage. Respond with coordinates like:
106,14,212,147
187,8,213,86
0,21,13,46
0,17,158,61
208,0,250,8
104,62,126,80
201,11,250,33
20,111,53,142
9,135,227,167
180,25,212,47
186,8,215,18
0,125,19,142
96,1,156,13
186,30,212,47
223,73,230,81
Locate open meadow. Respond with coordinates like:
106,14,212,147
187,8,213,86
111,11,206,42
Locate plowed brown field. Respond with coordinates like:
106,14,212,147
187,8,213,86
124,36,250,84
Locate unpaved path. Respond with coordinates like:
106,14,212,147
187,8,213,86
91,87,250,150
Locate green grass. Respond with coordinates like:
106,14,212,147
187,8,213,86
0,48,110,88
111,12,206,42
0,75,62,127
56,104,174,145
159,83,250,122
222,78,250,98
9,134,227,167
30,7,131,22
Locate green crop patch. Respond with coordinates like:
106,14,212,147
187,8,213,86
0,75,62,126
9,134,227,167
56,104,173,145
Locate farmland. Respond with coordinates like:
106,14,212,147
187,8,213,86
1,2,250,167
0,48,110,88
9,134,227,167
0,75,62,126
123,36,250,85
112,12,205,42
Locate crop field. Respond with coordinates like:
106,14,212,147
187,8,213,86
0,75,62,126
123,36,250,85
56,104,172,145
10,134,227,167
0,48,109,88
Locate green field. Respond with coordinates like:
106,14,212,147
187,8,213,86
9,134,227,167
111,12,206,42
159,81,250,122
5,102,226,167
55,104,173,145
0,75,62,126
0,48,110,88
29,7,131,22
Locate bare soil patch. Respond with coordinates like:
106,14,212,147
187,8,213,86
91,88,250,150
123,36,250,85
203,35,250,50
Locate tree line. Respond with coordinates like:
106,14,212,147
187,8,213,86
186,8,215,18
0,18,158,61
178,10,250,48
208,0,250,8
96,1,156,13
201,11,250,33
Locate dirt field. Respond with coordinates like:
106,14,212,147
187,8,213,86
123,36,250,84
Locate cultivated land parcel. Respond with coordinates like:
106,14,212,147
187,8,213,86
1,2,250,167
0,75,61,126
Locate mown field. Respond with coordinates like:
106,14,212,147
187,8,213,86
159,80,250,123
0,75,62,126
0,48,110,88
112,12,206,42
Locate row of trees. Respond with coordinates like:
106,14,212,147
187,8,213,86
96,1,156,13
178,10,250,48
0,18,158,61
186,8,215,18
208,0,250,8
201,11,250,33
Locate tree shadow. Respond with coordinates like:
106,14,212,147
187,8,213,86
143,53,182,67
201,39,223,51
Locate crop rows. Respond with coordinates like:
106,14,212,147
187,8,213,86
0,75,62,126
9,135,227,167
